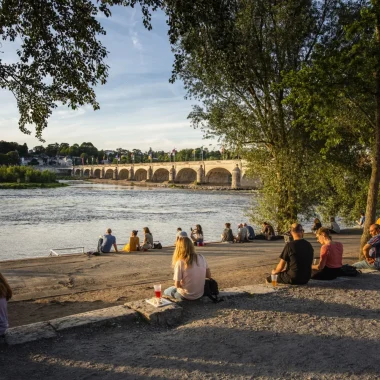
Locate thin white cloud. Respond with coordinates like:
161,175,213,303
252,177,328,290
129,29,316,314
0,6,213,151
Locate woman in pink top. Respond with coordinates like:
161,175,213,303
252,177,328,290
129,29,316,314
164,236,211,300
312,227,343,280
0,273,12,336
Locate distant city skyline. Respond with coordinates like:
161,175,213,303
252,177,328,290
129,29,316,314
0,6,214,152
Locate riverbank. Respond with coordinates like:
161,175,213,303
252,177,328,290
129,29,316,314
86,177,257,191
0,182,67,189
1,230,380,379
0,230,362,327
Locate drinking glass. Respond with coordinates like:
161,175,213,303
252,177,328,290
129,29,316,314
154,284,161,300
313,259,318,265
271,274,278,287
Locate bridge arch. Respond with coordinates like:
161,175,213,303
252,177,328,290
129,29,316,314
135,168,147,181
175,168,197,183
105,168,114,179
83,168,90,177
119,169,129,180
152,168,169,182
74,169,81,176
205,168,232,185
93,168,101,178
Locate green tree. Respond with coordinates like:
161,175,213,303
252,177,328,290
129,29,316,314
0,0,162,140
165,0,337,230
288,0,380,252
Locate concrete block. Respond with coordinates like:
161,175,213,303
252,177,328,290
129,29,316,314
125,299,183,326
49,305,137,331
5,322,56,346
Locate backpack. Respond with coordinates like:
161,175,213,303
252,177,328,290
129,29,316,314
153,242,162,249
339,264,361,277
203,278,222,303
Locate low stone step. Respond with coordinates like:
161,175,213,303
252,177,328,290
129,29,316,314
125,299,183,326
49,305,137,331
5,321,57,346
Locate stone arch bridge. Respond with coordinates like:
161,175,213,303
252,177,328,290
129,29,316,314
73,160,258,189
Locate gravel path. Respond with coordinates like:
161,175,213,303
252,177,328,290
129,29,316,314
1,272,380,379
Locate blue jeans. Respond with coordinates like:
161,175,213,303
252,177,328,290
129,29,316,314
164,286,185,300
352,260,377,269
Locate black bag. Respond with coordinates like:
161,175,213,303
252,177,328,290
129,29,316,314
153,242,162,249
339,264,361,277
203,278,222,303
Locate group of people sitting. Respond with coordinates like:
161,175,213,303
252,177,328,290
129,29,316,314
176,225,205,246
221,222,255,243
311,217,341,234
97,227,154,253
269,222,380,285
221,221,286,242
2,221,380,338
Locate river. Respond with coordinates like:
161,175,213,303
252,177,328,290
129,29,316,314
1,181,260,261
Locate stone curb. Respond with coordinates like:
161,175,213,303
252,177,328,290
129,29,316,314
2,285,279,346
49,305,137,332
3,305,139,346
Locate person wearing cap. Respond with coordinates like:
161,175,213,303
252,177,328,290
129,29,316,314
97,228,118,253
122,230,140,253
266,223,314,285
176,229,188,245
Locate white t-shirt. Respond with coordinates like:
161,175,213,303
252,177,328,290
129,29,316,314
173,254,208,300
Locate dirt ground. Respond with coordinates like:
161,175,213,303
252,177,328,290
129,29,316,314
1,230,362,327
1,271,380,379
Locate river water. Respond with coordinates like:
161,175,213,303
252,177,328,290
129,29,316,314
1,181,259,261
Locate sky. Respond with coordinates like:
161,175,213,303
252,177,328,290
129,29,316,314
0,6,214,152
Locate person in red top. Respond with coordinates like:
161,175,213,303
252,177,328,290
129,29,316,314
312,227,343,280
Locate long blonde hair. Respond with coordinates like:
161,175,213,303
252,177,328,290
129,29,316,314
172,237,198,268
0,273,12,301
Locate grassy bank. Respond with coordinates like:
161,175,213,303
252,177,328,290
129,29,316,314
0,182,68,189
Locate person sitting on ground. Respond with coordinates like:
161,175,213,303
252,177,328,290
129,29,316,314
221,223,234,243
123,230,140,253
140,227,154,251
353,223,380,270
266,223,314,285
0,273,12,337
312,227,343,280
244,223,255,240
176,227,183,239
328,217,341,234
164,235,211,300
235,223,248,243
311,218,322,234
356,211,365,228
190,224,204,246
97,228,118,253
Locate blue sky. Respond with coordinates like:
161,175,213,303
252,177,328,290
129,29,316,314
0,6,212,152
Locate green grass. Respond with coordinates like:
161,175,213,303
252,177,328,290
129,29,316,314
0,182,68,189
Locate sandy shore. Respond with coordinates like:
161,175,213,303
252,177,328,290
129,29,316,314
0,230,362,327
1,229,380,379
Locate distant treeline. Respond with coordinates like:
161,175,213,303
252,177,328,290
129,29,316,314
0,140,236,164
0,166,56,183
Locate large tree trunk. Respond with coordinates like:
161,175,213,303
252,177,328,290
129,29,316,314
360,12,380,258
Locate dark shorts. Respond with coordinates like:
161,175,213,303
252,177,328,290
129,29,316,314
266,272,309,285
312,266,341,281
